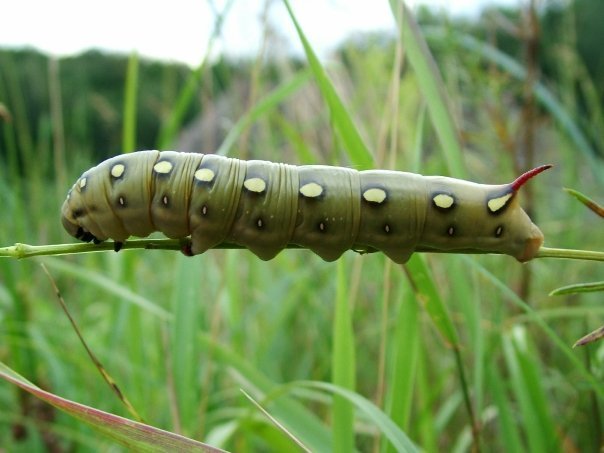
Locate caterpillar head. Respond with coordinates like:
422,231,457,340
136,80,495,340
61,178,104,244
419,165,551,262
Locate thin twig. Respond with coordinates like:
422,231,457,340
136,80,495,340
1,240,603,262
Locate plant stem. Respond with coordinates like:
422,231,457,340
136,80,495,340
1,241,603,262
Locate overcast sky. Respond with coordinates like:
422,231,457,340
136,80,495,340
1,0,521,66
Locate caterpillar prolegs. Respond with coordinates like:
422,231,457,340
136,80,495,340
61,150,550,263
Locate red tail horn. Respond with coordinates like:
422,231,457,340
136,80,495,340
510,164,552,193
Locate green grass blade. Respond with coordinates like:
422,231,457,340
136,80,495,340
170,255,204,434
331,260,356,452
283,0,374,169
157,0,235,149
564,187,604,217
404,255,478,446
0,362,225,452
389,0,466,178
463,256,604,399
550,281,604,296
404,255,459,346
502,328,561,452
425,27,604,183
486,364,523,451
122,52,139,153
196,332,333,453
41,257,171,320
296,381,419,453
216,69,312,156
382,280,419,453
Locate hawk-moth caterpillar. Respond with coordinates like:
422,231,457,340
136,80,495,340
61,150,550,263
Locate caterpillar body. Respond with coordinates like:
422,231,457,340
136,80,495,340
61,150,550,263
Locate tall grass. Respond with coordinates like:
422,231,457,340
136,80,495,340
0,0,603,451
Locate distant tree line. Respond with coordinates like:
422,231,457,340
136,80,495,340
0,0,602,171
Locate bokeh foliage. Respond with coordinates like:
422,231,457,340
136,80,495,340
0,0,603,451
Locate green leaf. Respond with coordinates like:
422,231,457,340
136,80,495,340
389,0,466,178
0,362,224,452
549,281,604,296
216,70,312,157
564,187,604,217
331,260,356,453
404,255,459,347
122,52,139,152
283,0,374,170
296,381,419,453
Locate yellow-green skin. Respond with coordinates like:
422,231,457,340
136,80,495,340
61,150,544,263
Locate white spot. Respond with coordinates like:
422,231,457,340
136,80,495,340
163,195,169,205
447,226,455,236
363,188,387,203
257,218,263,228
201,205,208,215
384,224,390,233
299,182,323,198
433,193,455,209
153,160,173,174
495,225,503,237
111,164,125,178
79,177,87,189
195,168,215,182
488,193,513,213
244,177,266,193
319,222,326,231
119,196,125,206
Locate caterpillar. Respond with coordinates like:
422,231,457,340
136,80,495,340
61,150,550,263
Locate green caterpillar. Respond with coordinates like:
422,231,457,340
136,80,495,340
61,150,550,263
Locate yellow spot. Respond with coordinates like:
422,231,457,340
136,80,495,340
111,164,125,178
243,177,266,193
300,182,323,198
195,168,215,182
488,193,513,213
153,160,173,174
433,193,455,209
79,177,87,189
363,188,387,203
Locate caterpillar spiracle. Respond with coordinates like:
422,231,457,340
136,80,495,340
61,150,551,263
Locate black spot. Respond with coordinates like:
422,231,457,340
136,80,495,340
73,209,84,218
495,225,504,237
447,225,455,236
114,241,123,252
92,237,103,245
75,227,84,239
78,230,97,243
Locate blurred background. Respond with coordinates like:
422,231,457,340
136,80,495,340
1,0,603,451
